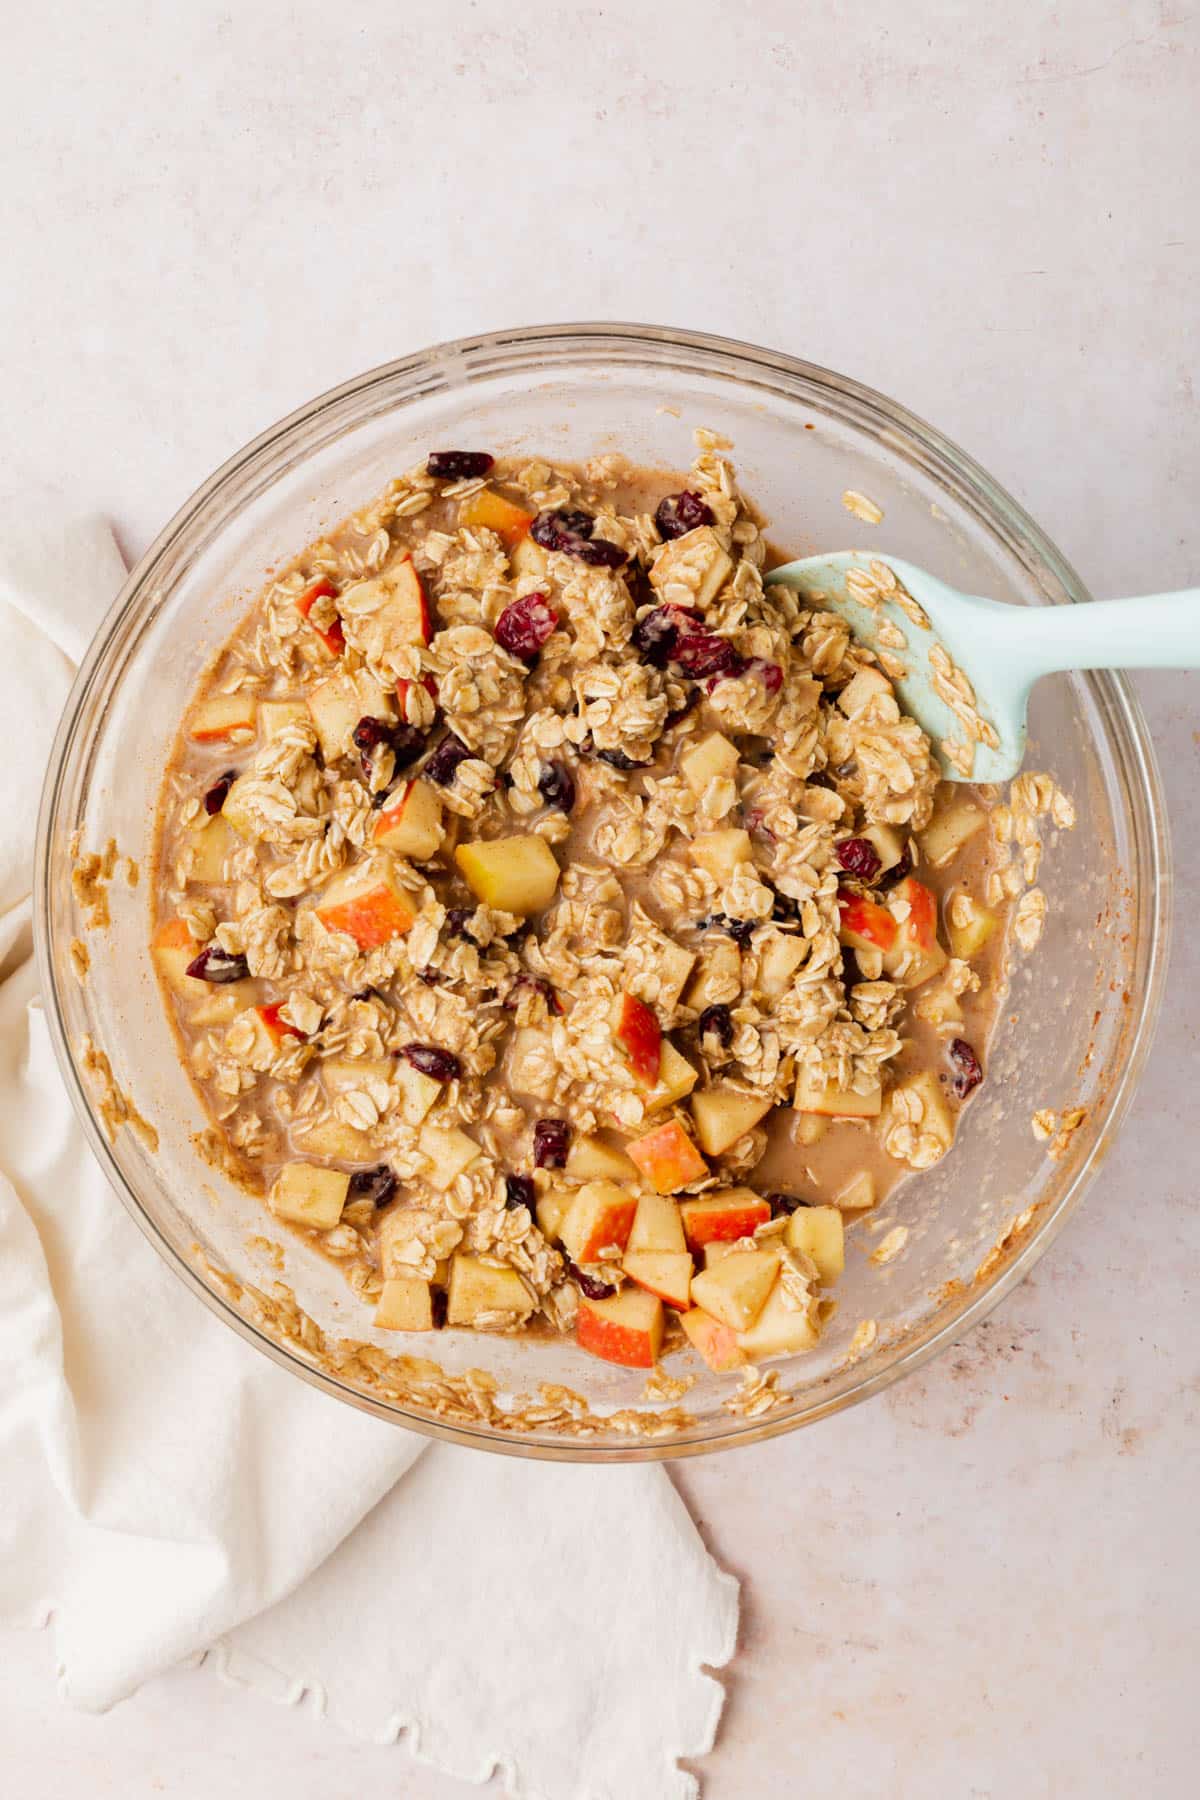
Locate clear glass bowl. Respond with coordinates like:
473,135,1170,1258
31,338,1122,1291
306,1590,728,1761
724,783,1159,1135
35,324,1170,1460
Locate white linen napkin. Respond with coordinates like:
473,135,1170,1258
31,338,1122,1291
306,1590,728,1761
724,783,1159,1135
0,498,738,1798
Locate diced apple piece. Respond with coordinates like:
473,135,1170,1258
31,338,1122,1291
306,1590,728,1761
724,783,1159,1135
613,992,662,1085
920,797,986,868
627,1191,686,1254
690,1085,773,1157
838,889,898,955
151,918,206,997
702,1242,735,1268
190,988,253,1026
627,1117,707,1194
881,1069,954,1162
621,1250,692,1310
560,1180,638,1264
509,534,548,579
293,1115,374,1162
649,525,733,611
861,821,906,874
370,555,432,649
269,1162,350,1231
680,1306,746,1372
680,731,740,800
688,829,753,883
306,668,394,763
684,937,742,1009
576,1287,664,1368
794,1064,882,1118
418,1123,482,1190
948,894,999,961
641,1041,699,1115
460,487,535,549
680,1188,771,1251
255,1002,306,1048
188,692,257,744
795,1113,828,1147
314,856,417,949
837,665,892,718
219,773,265,842
835,1170,876,1211
393,1058,442,1126
446,1254,533,1326
736,1277,821,1359
321,1053,392,1093
915,978,963,1029
784,1206,845,1282
882,875,947,989
757,931,806,997
566,1135,638,1183
455,835,560,916
536,1188,573,1244
188,815,239,884
374,1276,434,1332
260,698,311,741
295,576,345,657
691,1247,781,1330
372,778,444,861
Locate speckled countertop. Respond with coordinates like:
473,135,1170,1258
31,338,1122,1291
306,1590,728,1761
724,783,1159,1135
4,3,1198,1795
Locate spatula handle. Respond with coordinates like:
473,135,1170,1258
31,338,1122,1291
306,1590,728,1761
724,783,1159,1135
1017,588,1200,676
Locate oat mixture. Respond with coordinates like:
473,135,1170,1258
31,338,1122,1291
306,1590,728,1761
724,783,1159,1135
151,439,1037,1375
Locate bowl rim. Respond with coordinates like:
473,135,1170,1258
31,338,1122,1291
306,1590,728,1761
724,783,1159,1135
34,320,1173,1460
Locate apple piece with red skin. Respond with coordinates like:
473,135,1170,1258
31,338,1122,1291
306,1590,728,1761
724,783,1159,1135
377,555,432,648
576,1287,664,1368
295,576,345,657
459,487,536,549
690,1246,781,1330
626,1191,686,1254
680,1306,746,1372
614,993,662,1086
560,1180,638,1265
371,778,444,861
679,1188,771,1251
882,875,948,988
837,888,898,955
626,1117,707,1194
314,856,417,949
690,1084,773,1156
394,672,438,717
188,692,257,744
256,1002,307,1048
151,918,208,997
621,1250,692,1310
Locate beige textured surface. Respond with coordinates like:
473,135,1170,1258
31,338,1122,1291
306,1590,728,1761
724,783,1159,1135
3,1,1198,1795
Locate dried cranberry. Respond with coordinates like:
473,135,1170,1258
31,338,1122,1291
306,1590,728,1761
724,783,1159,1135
444,906,477,942
537,761,576,812
530,508,627,568
203,770,237,815
353,716,395,755
353,715,428,782
430,1287,448,1328
595,746,648,771
767,1191,810,1217
672,631,745,681
697,914,755,949
426,450,495,480
424,732,472,786
698,1004,734,1049
631,604,697,667
655,490,715,540
568,1261,617,1301
505,1173,536,1212
533,1119,570,1169
494,592,558,662
504,973,561,1015
948,1038,984,1099
836,837,883,881
185,945,249,983
402,1043,461,1082
744,657,783,694
348,1164,397,1208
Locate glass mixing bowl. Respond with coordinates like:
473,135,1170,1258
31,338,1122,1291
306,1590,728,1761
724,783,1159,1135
35,324,1170,1460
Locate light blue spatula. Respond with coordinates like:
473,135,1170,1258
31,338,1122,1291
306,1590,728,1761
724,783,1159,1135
764,552,1200,781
